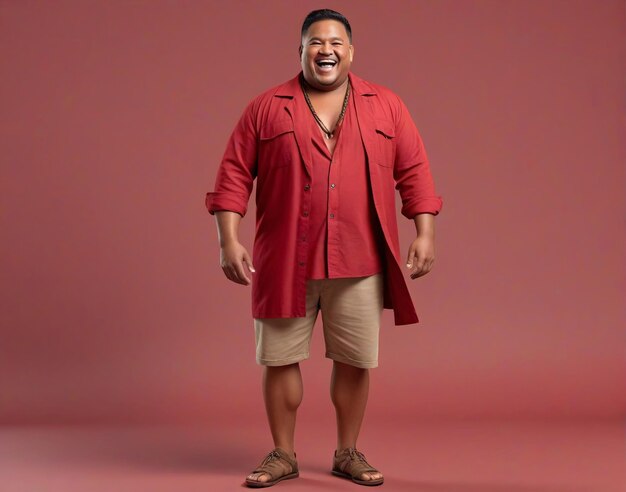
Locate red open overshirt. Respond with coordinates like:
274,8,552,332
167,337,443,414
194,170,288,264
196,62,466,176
206,71,443,325
306,83,385,280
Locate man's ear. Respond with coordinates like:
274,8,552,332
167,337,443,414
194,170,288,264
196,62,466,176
349,45,354,63
298,45,302,59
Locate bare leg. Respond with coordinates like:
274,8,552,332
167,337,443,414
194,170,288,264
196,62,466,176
330,360,383,481
246,362,303,483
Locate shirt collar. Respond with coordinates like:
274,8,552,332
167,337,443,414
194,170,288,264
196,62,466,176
274,70,377,98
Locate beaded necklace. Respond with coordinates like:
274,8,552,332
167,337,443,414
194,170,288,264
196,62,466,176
299,73,351,139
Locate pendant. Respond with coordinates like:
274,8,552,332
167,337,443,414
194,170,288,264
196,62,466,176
326,132,333,139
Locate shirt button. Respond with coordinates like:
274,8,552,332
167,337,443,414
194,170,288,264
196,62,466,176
298,261,305,267
303,211,309,217
330,183,336,189
330,213,335,218
304,184,311,191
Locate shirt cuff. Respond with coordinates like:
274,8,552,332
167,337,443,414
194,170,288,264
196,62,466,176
205,192,247,217
401,196,443,219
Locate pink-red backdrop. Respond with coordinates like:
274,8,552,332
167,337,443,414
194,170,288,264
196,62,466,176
1,0,624,426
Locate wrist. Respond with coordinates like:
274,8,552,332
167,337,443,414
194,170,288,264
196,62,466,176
413,215,435,237
219,237,239,248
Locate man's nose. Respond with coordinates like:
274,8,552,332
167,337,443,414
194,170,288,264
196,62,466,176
319,42,333,54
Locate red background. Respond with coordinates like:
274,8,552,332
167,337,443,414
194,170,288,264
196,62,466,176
1,1,623,491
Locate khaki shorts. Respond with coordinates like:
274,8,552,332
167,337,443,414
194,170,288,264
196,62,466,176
254,273,384,369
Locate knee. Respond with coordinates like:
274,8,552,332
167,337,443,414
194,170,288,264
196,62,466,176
333,359,370,375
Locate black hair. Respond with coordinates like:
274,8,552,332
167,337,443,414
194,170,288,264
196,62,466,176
301,9,352,43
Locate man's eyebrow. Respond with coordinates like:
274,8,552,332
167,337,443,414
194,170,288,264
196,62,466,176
308,36,344,41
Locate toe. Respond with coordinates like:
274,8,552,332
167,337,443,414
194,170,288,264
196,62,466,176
248,472,269,482
362,471,382,481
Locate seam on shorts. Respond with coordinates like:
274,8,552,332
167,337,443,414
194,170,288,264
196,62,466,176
325,351,378,368
257,352,310,365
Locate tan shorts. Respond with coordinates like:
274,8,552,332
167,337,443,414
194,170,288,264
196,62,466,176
254,273,384,369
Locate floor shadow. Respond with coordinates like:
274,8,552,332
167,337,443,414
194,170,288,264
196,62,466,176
303,465,589,492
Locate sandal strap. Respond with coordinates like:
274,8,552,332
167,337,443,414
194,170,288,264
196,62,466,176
250,448,296,480
335,448,380,477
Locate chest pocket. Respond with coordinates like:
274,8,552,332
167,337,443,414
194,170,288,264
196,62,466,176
259,118,295,169
374,119,396,168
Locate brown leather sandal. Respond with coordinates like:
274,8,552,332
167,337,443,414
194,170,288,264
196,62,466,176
245,447,299,488
332,447,384,486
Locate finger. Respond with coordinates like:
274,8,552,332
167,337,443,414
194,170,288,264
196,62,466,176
412,257,434,278
228,265,246,285
225,264,246,285
243,251,255,273
410,257,426,278
223,266,239,284
406,248,416,269
233,261,251,285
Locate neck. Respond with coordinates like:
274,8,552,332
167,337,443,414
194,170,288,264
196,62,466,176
301,73,349,96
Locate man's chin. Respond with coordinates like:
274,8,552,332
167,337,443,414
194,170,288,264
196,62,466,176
307,72,346,90
316,76,337,85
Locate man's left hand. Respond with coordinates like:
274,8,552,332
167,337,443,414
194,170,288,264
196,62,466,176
406,234,435,279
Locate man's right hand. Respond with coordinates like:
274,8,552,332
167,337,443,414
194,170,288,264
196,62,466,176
220,240,255,285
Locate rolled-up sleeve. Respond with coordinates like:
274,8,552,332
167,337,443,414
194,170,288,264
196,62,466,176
205,97,259,217
392,94,443,219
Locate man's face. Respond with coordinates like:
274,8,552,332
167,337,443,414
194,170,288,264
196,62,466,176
299,19,353,91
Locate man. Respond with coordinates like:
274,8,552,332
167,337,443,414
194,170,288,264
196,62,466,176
205,9,443,488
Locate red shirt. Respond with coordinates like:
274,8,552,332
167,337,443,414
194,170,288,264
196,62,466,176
305,85,385,280
205,71,443,325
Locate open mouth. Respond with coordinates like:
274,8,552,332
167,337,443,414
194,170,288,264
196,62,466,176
315,59,337,72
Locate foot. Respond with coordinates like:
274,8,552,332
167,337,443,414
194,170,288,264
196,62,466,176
332,447,384,485
245,447,299,487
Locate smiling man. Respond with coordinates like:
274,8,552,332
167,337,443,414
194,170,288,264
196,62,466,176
205,8,443,488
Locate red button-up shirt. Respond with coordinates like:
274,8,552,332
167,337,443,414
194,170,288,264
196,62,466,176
306,85,385,280
206,71,443,325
